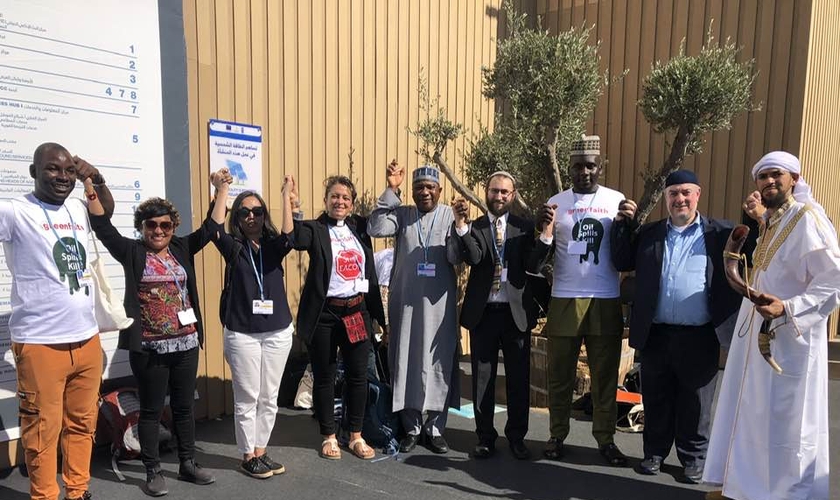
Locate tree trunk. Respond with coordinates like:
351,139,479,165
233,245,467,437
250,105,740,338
545,127,563,193
634,125,694,225
432,151,488,213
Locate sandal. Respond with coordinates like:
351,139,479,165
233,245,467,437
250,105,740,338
348,437,375,460
319,437,341,460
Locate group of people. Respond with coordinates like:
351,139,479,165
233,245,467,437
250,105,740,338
3,137,836,500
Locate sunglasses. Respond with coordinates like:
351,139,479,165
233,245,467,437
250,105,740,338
236,206,266,218
143,220,174,232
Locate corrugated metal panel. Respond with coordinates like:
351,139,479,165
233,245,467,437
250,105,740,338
798,0,840,340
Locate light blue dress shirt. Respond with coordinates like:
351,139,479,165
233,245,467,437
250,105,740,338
652,214,711,326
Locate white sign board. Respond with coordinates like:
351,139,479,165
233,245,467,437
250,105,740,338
0,0,166,441
208,119,262,205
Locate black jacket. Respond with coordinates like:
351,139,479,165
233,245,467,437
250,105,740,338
457,213,538,332
90,214,216,353
289,213,386,345
611,215,742,350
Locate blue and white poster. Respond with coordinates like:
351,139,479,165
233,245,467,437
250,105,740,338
208,119,262,206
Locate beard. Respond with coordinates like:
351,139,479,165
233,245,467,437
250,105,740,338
487,198,512,217
761,188,790,209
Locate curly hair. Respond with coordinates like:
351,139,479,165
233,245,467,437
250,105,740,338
134,197,180,232
324,175,357,202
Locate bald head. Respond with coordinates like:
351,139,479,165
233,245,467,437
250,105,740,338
30,142,76,205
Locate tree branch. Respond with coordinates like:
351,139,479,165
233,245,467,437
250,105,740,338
432,151,488,214
634,125,694,225
545,126,563,193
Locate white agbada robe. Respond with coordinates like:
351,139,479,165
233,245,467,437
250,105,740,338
703,200,840,500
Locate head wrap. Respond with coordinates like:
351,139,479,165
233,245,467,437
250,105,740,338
751,151,828,220
665,169,700,187
571,134,600,156
412,165,440,185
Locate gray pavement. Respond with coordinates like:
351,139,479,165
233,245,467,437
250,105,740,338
1,377,838,500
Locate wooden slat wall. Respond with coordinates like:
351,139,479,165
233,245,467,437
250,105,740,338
798,0,840,340
540,0,816,224
183,0,503,418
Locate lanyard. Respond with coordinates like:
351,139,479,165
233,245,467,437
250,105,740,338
572,188,599,239
38,200,83,261
490,216,505,266
415,207,439,263
247,243,265,300
329,225,365,280
154,252,188,310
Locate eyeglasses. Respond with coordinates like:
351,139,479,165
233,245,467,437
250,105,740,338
236,206,266,218
143,220,174,232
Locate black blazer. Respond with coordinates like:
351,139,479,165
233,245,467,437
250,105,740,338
289,213,386,345
610,216,742,350
458,213,538,332
90,214,217,353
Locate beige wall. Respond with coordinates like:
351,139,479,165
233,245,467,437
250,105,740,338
183,0,506,418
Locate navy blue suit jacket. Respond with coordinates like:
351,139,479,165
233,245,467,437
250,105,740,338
610,215,743,350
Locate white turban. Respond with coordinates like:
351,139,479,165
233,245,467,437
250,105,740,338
751,151,828,221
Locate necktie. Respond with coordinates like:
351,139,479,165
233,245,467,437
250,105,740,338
492,217,504,293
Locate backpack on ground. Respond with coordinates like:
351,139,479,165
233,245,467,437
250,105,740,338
97,387,172,481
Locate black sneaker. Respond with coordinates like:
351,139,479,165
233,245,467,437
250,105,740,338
64,492,92,500
258,454,286,475
178,459,216,485
241,456,273,479
141,468,169,497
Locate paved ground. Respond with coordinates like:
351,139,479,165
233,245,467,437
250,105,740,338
1,377,837,500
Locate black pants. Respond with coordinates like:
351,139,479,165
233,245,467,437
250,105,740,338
129,347,199,470
469,303,531,445
641,323,719,466
308,304,372,435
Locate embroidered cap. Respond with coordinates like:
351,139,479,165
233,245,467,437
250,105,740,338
413,165,441,184
571,134,600,156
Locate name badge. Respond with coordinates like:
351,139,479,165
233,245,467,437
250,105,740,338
567,240,587,255
355,279,370,293
417,262,436,277
501,268,509,282
252,299,274,315
76,268,94,288
178,308,198,326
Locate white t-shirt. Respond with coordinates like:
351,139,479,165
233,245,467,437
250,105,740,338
0,193,98,343
327,222,367,298
545,186,624,299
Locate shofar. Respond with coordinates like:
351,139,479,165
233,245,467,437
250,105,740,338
723,225,783,374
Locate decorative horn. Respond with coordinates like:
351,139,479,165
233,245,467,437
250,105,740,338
723,224,783,374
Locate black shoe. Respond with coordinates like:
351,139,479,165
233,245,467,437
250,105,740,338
141,468,169,497
473,443,495,459
258,454,286,475
683,463,704,484
240,456,273,479
427,434,449,454
509,441,531,460
598,443,628,467
178,459,216,485
636,455,663,475
543,437,565,460
65,492,92,500
400,433,421,453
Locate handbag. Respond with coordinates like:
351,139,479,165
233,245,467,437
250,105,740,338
88,221,134,332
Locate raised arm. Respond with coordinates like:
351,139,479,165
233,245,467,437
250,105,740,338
528,203,557,274
84,177,133,262
367,159,403,238
75,156,115,218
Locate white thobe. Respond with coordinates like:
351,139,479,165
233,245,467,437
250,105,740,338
703,201,840,500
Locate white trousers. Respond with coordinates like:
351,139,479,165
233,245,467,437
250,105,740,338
400,407,449,437
223,324,294,455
